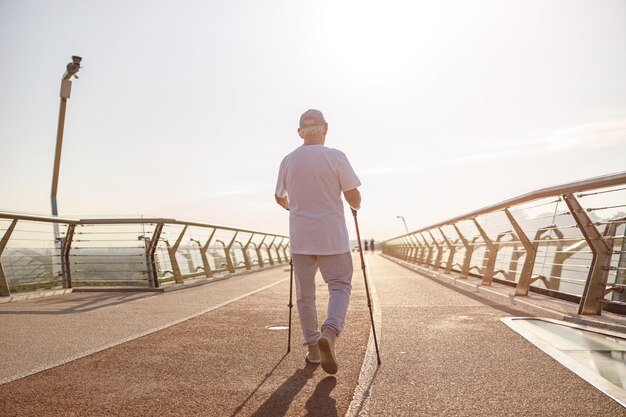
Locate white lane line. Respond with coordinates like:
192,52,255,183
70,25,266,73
0,277,288,386
345,255,382,417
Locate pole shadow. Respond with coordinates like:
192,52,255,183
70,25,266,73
230,352,291,417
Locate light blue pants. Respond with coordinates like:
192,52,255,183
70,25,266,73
292,252,353,345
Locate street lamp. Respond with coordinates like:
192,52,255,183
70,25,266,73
51,56,81,243
51,56,82,221
396,215,409,233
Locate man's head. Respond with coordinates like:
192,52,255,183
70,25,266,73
298,109,328,144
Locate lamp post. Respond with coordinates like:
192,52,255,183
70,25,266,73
51,56,81,253
51,56,82,240
396,215,409,233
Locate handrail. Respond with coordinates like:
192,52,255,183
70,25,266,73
0,211,288,238
0,210,288,296
390,171,626,239
382,171,626,317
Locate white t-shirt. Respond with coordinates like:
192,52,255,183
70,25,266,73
275,145,361,255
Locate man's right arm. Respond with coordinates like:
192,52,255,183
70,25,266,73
275,157,289,210
275,194,289,210
343,188,361,210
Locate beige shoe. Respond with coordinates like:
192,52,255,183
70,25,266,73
306,343,321,364
318,326,338,374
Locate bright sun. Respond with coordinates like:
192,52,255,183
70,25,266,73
319,1,433,82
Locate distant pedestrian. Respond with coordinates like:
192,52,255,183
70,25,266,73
275,109,361,375
363,240,369,251
370,239,375,251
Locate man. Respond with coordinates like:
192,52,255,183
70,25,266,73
275,109,361,375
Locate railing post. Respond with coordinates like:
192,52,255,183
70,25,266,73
563,193,614,315
453,224,475,279
267,236,277,265
396,238,404,260
242,234,255,270
420,233,433,266
282,242,289,263
399,237,409,261
60,224,75,289
405,237,413,261
409,235,420,263
613,225,626,303
145,223,163,287
394,238,403,259
428,230,443,270
473,218,498,286
0,219,18,296
275,238,285,264
416,235,427,264
504,209,537,296
391,239,400,259
199,229,216,278
166,225,188,284
255,236,267,267
224,231,238,273
439,229,455,274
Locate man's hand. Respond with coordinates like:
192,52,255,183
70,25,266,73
275,194,290,210
343,188,361,210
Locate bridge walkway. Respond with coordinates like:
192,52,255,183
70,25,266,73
361,255,624,416
1,254,624,416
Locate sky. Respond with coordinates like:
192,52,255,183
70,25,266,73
1,0,625,240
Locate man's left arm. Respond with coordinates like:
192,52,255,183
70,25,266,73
343,188,361,210
337,152,362,209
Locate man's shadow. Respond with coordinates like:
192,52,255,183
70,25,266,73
248,364,337,417
305,376,337,417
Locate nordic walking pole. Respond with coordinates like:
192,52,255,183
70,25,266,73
287,257,294,353
352,208,381,365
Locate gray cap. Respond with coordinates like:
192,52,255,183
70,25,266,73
299,109,327,129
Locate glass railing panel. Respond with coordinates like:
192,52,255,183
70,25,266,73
71,223,149,287
0,219,66,292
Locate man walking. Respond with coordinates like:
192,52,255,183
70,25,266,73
275,109,361,374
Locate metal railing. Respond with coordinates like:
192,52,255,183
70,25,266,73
0,212,289,296
382,172,626,316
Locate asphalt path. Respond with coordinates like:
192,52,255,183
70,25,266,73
359,255,625,416
1,254,625,416
0,257,371,416
0,266,292,384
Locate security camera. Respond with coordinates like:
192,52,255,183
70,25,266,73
64,56,82,79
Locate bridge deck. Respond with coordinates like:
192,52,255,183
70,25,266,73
1,255,624,416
